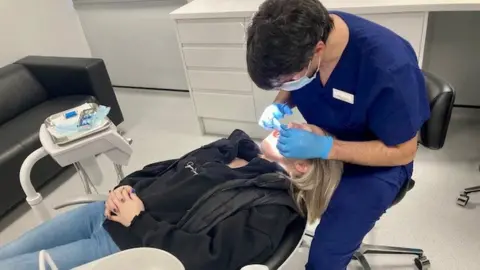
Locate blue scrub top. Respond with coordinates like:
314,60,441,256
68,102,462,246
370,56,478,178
290,11,430,188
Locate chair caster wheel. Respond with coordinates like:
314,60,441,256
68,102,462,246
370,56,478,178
414,256,430,270
457,194,469,207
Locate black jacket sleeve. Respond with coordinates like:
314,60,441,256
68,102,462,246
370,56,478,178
115,159,177,190
128,205,297,270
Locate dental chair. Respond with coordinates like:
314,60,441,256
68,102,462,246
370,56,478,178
70,216,305,270
55,163,306,270
62,70,455,270
67,206,306,270
345,70,455,270
60,206,305,270
262,216,307,269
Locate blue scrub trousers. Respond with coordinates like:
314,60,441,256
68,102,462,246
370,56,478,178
306,168,407,270
0,202,120,270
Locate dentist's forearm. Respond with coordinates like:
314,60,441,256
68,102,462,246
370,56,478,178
328,137,418,167
274,90,296,108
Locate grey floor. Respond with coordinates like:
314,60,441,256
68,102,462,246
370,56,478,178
1,88,479,269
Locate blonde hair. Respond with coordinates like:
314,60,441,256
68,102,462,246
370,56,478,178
290,159,343,223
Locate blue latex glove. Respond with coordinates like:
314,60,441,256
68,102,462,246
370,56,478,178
277,126,334,159
258,103,293,130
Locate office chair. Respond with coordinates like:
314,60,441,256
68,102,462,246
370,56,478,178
456,177,480,206
351,71,455,270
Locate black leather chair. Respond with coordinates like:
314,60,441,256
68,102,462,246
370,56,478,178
0,56,123,218
352,71,455,270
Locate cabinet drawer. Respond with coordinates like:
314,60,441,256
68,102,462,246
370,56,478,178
193,92,256,122
177,19,245,44
361,12,426,57
188,70,251,92
202,118,268,139
183,47,246,69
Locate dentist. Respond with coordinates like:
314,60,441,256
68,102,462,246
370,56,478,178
246,0,430,269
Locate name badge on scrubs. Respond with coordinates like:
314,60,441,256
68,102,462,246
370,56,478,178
333,88,354,104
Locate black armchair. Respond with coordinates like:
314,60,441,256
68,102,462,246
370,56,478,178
15,56,123,124
0,56,123,218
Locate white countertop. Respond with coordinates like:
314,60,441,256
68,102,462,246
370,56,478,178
171,0,480,19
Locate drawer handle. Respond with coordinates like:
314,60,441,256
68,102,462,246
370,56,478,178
242,13,255,44
240,22,246,44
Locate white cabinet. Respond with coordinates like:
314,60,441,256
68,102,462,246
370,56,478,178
188,70,251,92
174,12,427,137
193,92,256,121
183,47,247,69
177,19,245,44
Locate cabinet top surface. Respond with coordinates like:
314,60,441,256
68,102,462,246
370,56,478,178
171,0,480,19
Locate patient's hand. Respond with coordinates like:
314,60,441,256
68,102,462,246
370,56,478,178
105,185,133,218
108,188,145,227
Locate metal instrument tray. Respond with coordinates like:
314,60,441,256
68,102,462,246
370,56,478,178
44,103,112,145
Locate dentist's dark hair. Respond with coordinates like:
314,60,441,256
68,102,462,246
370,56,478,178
246,0,333,90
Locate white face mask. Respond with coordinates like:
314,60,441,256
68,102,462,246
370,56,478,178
280,56,320,92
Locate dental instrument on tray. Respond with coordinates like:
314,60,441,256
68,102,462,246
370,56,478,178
45,103,111,145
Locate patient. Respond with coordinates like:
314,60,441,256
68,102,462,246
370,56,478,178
261,123,343,223
0,125,342,270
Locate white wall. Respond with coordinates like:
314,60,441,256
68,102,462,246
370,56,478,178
423,11,480,106
75,0,188,90
0,0,91,66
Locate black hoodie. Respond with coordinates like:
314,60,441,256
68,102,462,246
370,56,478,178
103,130,300,270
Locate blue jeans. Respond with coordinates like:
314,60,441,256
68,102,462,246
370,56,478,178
0,202,120,270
